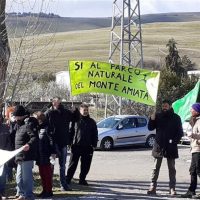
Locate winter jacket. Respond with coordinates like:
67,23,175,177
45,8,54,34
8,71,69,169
70,115,98,148
8,121,17,168
148,109,183,159
36,122,56,165
15,117,39,162
0,123,12,150
46,104,73,147
9,121,17,150
189,116,200,153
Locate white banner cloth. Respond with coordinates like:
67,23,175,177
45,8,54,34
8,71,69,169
0,147,24,168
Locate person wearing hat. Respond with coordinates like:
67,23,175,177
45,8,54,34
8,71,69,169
182,103,200,198
13,105,38,200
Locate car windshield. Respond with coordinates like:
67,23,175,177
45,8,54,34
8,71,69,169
97,117,121,128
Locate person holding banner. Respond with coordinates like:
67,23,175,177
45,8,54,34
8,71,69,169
181,103,200,199
147,100,183,196
13,105,38,200
66,103,98,186
0,114,12,200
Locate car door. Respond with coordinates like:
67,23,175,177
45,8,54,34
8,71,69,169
134,117,149,144
115,117,137,146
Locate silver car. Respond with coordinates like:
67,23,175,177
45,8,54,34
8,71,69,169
97,115,156,150
180,120,192,144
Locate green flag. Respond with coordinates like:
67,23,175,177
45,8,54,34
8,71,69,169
172,81,200,123
69,60,160,106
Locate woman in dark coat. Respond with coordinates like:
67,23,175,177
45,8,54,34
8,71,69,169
33,112,56,198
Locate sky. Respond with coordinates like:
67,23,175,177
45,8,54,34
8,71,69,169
6,0,200,17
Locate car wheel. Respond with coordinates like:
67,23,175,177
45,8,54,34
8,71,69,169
100,137,113,150
146,135,155,148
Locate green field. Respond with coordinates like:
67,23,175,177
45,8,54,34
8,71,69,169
8,20,200,73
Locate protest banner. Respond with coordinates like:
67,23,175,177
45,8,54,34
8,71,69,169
0,147,24,175
0,165,4,176
69,60,160,106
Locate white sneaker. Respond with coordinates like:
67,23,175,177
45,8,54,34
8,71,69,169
15,196,25,200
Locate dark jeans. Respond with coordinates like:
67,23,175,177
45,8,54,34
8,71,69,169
6,166,13,181
150,157,176,189
0,164,7,195
188,152,200,192
67,145,94,182
56,145,68,188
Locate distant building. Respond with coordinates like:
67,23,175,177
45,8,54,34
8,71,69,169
56,71,71,89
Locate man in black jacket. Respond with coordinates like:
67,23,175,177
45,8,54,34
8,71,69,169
147,100,183,196
66,103,98,186
13,105,38,200
45,97,73,191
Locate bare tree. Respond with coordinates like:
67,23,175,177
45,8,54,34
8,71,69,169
3,0,65,104
0,0,10,106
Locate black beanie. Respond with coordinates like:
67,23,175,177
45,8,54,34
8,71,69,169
13,105,27,117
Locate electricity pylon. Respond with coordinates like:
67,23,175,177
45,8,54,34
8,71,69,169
105,0,144,117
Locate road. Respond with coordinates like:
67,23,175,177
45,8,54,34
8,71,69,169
53,145,194,200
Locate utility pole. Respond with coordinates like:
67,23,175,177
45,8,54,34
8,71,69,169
105,0,143,117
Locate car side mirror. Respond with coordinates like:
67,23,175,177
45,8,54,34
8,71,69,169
117,124,123,130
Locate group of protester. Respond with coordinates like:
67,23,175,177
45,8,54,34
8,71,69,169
1,97,200,199
0,97,98,200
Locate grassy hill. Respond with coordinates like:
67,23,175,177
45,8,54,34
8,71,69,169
139,21,200,68
6,12,200,36
6,16,112,37
141,12,200,23
7,16,200,73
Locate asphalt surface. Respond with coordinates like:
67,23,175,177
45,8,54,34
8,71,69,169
47,145,194,199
